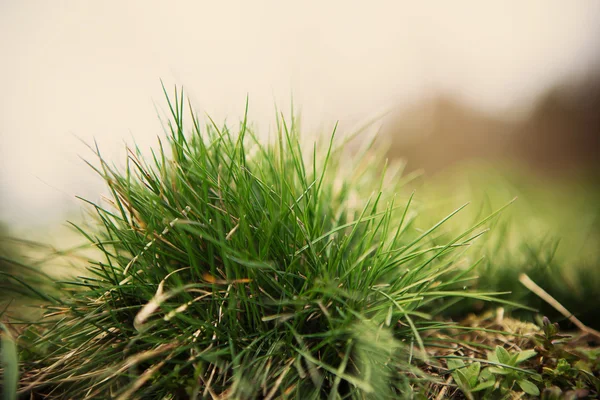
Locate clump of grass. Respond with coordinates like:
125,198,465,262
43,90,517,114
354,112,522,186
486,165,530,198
6,88,514,399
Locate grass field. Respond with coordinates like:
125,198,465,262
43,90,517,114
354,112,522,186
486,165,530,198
1,88,599,399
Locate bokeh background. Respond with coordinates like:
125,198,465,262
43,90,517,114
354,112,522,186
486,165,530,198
1,1,599,325
1,1,599,229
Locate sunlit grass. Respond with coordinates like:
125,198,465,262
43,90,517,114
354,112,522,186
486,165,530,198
0,87,526,399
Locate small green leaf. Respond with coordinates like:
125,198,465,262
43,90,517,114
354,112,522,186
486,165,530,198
479,367,493,381
1,323,19,400
530,373,543,382
447,359,465,370
453,368,471,391
508,352,520,366
556,358,571,374
487,349,499,363
516,349,537,364
517,379,540,396
495,346,511,365
467,362,481,387
488,367,510,375
472,379,495,392
543,320,559,338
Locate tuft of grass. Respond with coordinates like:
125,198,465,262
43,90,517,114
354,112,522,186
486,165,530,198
7,88,518,399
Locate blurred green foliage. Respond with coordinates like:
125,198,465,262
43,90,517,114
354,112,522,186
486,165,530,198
417,163,600,328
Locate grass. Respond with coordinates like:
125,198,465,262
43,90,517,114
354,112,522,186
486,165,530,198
1,87,598,399
415,165,600,329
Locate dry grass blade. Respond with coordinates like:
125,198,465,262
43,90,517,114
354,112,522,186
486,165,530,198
519,273,600,340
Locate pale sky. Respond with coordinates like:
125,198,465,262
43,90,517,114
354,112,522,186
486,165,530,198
1,1,600,227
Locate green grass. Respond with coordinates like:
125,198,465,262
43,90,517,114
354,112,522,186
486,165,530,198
1,322,19,400
3,87,599,399
416,165,600,329
1,87,527,399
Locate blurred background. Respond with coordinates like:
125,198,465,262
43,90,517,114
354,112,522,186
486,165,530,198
1,1,599,324
1,0,599,228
